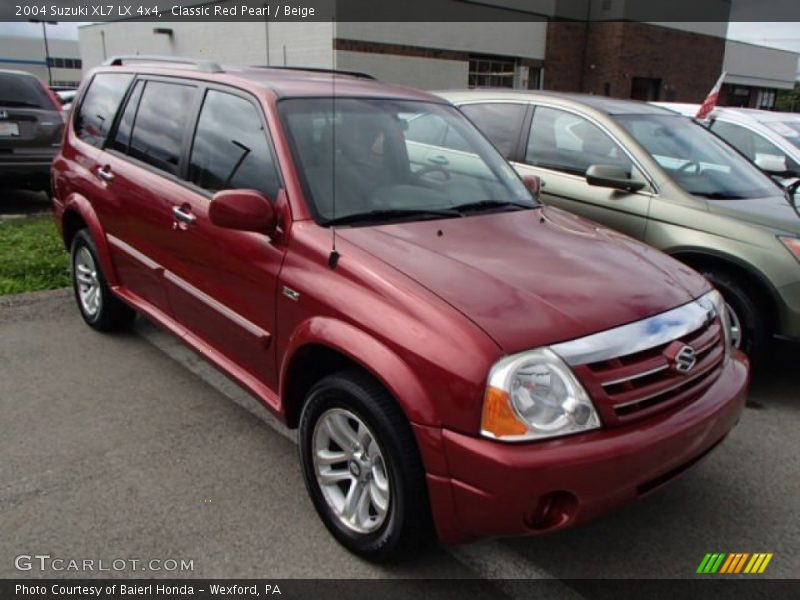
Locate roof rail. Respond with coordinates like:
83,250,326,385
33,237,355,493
251,66,376,80
102,55,224,73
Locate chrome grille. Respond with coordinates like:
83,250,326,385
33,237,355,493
574,318,724,425
550,292,728,427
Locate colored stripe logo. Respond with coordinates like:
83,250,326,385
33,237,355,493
697,553,773,574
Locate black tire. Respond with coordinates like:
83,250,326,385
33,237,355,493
701,269,769,362
298,369,433,561
71,229,135,332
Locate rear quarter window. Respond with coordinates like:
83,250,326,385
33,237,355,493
75,73,134,148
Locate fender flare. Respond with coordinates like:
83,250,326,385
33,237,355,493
62,194,120,287
280,316,440,427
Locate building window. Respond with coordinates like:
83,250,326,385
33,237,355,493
757,89,776,110
468,56,517,89
47,57,82,70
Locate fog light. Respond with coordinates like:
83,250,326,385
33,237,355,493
525,491,578,531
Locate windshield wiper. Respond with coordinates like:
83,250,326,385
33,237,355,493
325,208,461,226
0,100,43,108
691,192,745,200
451,199,536,213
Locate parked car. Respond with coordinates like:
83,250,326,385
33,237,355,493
0,69,64,192
56,89,78,114
654,103,800,185
440,90,800,360
52,58,748,560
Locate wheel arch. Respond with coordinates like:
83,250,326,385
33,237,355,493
279,318,439,430
669,246,779,332
60,194,119,287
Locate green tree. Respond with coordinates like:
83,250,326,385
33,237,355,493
776,82,800,112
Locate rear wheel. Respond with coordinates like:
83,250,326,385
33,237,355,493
701,269,769,361
298,370,432,561
71,229,135,332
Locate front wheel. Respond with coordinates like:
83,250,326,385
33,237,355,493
701,269,769,362
298,370,432,561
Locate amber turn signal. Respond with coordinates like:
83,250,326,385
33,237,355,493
481,386,528,438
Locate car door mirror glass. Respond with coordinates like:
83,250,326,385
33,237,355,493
585,164,646,193
755,154,787,175
209,189,277,233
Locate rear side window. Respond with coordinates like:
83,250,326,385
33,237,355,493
459,102,527,159
0,72,55,110
75,73,133,148
127,81,196,175
188,90,280,199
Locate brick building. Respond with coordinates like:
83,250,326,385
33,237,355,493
78,1,799,107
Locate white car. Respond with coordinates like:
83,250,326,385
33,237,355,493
654,102,800,184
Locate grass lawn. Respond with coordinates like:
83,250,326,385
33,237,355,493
0,215,70,296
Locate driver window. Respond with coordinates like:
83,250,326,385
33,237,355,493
189,90,280,199
526,106,635,178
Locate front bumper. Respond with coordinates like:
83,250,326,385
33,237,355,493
776,281,800,341
419,351,748,543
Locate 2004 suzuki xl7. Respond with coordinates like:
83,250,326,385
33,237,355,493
52,57,749,561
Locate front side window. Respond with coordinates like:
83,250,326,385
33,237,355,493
279,98,534,224
127,81,196,175
526,106,633,177
460,103,527,159
188,90,281,199
74,73,133,148
617,114,779,199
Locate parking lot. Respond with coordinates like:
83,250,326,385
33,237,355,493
1,286,798,585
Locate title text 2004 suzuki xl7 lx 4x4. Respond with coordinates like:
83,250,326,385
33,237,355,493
52,57,749,560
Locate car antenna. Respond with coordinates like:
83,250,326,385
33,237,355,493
328,85,340,270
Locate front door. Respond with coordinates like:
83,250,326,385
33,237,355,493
162,88,286,389
515,105,652,240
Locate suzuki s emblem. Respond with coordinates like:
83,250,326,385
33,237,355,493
0,111,8,120
665,342,697,374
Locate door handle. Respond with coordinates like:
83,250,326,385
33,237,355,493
96,165,114,182
428,155,449,166
172,205,196,225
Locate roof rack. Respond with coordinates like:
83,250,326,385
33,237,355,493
251,66,376,80
102,55,224,73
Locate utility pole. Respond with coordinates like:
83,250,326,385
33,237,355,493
29,20,58,86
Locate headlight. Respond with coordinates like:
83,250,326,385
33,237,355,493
779,236,800,264
481,348,601,442
707,289,732,360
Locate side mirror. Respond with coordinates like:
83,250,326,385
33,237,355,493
586,164,646,193
522,175,542,198
788,179,800,211
209,189,276,233
755,154,788,175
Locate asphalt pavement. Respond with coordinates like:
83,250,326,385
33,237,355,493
0,288,798,589
0,189,51,222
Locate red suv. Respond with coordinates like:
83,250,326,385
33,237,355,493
52,56,749,560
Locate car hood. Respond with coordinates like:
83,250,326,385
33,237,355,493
706,194,800,235
339,207,709,354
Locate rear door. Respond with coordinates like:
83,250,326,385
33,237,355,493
161,87,286,388
102,77,200,315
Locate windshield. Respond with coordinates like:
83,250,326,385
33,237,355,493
0,73,55,110
764,120,800,150
278,98,535,224
615,114,779,199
